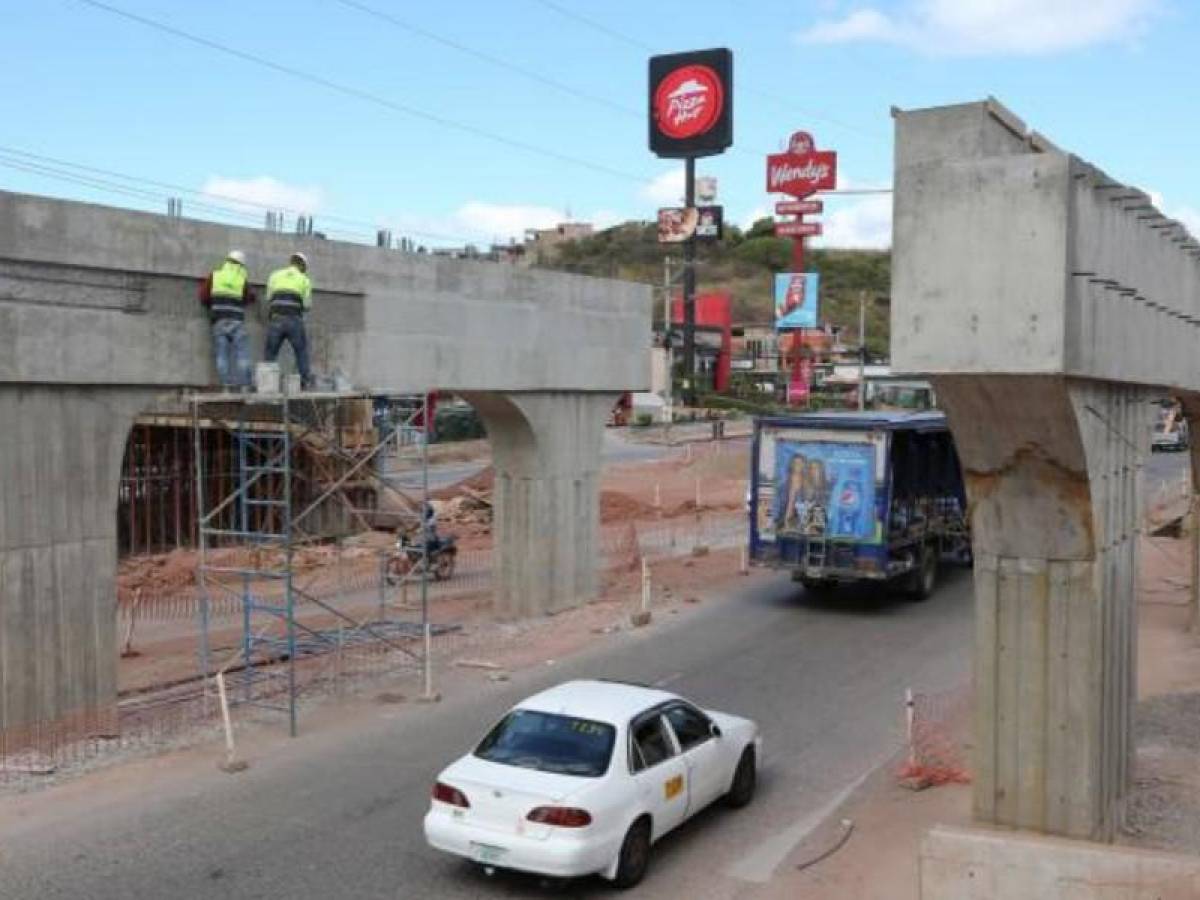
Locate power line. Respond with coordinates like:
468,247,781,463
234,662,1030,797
327,0,639,119
76,0,650,185
0,145,493,245
529,0,888,145
531,0,655,52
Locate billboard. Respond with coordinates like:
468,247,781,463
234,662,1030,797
772,441,877,541
774,272,819,330
657,206,723,242
648,48,734,159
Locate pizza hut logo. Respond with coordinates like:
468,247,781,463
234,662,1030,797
654,65,724,140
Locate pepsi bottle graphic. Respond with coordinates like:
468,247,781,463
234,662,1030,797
834,471,865,537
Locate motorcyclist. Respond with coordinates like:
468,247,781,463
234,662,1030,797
422,502,441,555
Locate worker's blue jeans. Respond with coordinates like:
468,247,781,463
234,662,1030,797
210,318,250,387
264,314,312,386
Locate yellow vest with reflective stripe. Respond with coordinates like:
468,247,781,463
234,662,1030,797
267,265,312,311
210,260,247,301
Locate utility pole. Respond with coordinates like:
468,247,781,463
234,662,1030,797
682,156,697,407
663,256,674,423
857,289,867,411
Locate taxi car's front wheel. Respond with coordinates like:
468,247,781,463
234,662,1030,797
612,818,652,889
725,747,757,808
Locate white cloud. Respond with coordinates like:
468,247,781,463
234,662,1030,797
812,193,893,249
1146,190,1200,240
802,9,895,43
797,0,1159,56
382,202,622,247
455,201,562,238
201,175,325,214
1177,207,1200,237
642,169,685,206
739,206,771,230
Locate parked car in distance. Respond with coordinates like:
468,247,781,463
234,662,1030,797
424,679,760,889
1152,417,1189,452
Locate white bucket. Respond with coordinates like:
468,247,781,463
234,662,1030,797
284,374,303,395
255,362,281,394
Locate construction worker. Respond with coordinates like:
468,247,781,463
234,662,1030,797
198,250,256,389
264,251,313,389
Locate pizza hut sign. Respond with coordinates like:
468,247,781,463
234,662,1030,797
655,66,723,139
766,131,837,199
649,48,733,159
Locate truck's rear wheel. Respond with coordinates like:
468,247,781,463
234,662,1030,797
907,545,937,601
800,578,837,599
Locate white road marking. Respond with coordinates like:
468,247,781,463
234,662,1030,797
652,672,684,688
724,756,885,884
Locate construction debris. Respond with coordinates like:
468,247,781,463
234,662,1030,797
453,658,503,671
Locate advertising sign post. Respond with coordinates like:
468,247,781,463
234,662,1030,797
767,131,837,405
649,48,733,405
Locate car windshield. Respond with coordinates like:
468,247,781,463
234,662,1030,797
474,710,616,778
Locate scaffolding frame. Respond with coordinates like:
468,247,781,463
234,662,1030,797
191,391,434,736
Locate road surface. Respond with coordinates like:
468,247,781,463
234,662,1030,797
386,430,679,492
0,571,973,899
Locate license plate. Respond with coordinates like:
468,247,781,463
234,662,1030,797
470,842,507,864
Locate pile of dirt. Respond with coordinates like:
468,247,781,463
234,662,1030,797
118,548,199,596
599,491,658,524
431,467,494,501
117,537,387,598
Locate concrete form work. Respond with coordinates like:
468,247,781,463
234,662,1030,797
0,189,650,742
892,99,1200,841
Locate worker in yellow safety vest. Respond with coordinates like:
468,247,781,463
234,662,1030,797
264,251,314,389
198,250,256,389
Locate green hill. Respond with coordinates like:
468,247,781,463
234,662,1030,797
535,218,892,357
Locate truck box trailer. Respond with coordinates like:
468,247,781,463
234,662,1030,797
749,411,969,598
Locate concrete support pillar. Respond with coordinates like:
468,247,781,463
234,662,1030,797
937,375,1152,841
1178,398,1200,633
463,391,617,619
0,385,152,741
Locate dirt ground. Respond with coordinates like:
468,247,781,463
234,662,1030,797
755,531,1200,899
113,438,752,702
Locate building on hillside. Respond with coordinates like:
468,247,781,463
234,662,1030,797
522,222,595,266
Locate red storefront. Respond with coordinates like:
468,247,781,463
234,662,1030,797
671,291,731,394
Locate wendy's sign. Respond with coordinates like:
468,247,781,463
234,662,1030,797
649,48,733,158
766,132,837,198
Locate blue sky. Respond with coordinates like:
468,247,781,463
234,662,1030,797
2,0,1196,249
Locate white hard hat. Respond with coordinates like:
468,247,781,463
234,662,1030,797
227,250,246,265
290,251,309,268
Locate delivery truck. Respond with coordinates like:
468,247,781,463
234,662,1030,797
749,411,969,599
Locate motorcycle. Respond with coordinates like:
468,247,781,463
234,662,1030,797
385,529,458,584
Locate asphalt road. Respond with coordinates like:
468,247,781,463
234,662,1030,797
0,570,973,900
386,430,677,492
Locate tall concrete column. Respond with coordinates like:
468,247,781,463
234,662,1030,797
464,391,617,619
1177,396,1200,632
0,386,154,742
938,375,1151,840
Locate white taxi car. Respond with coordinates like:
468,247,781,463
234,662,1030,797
424,679,760,888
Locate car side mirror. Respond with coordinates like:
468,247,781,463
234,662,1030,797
710,723,722,739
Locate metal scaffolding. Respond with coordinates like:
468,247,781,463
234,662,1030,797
190,391,434,736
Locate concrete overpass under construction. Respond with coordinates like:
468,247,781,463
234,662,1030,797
892,98,1200,844
0,189,650,742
